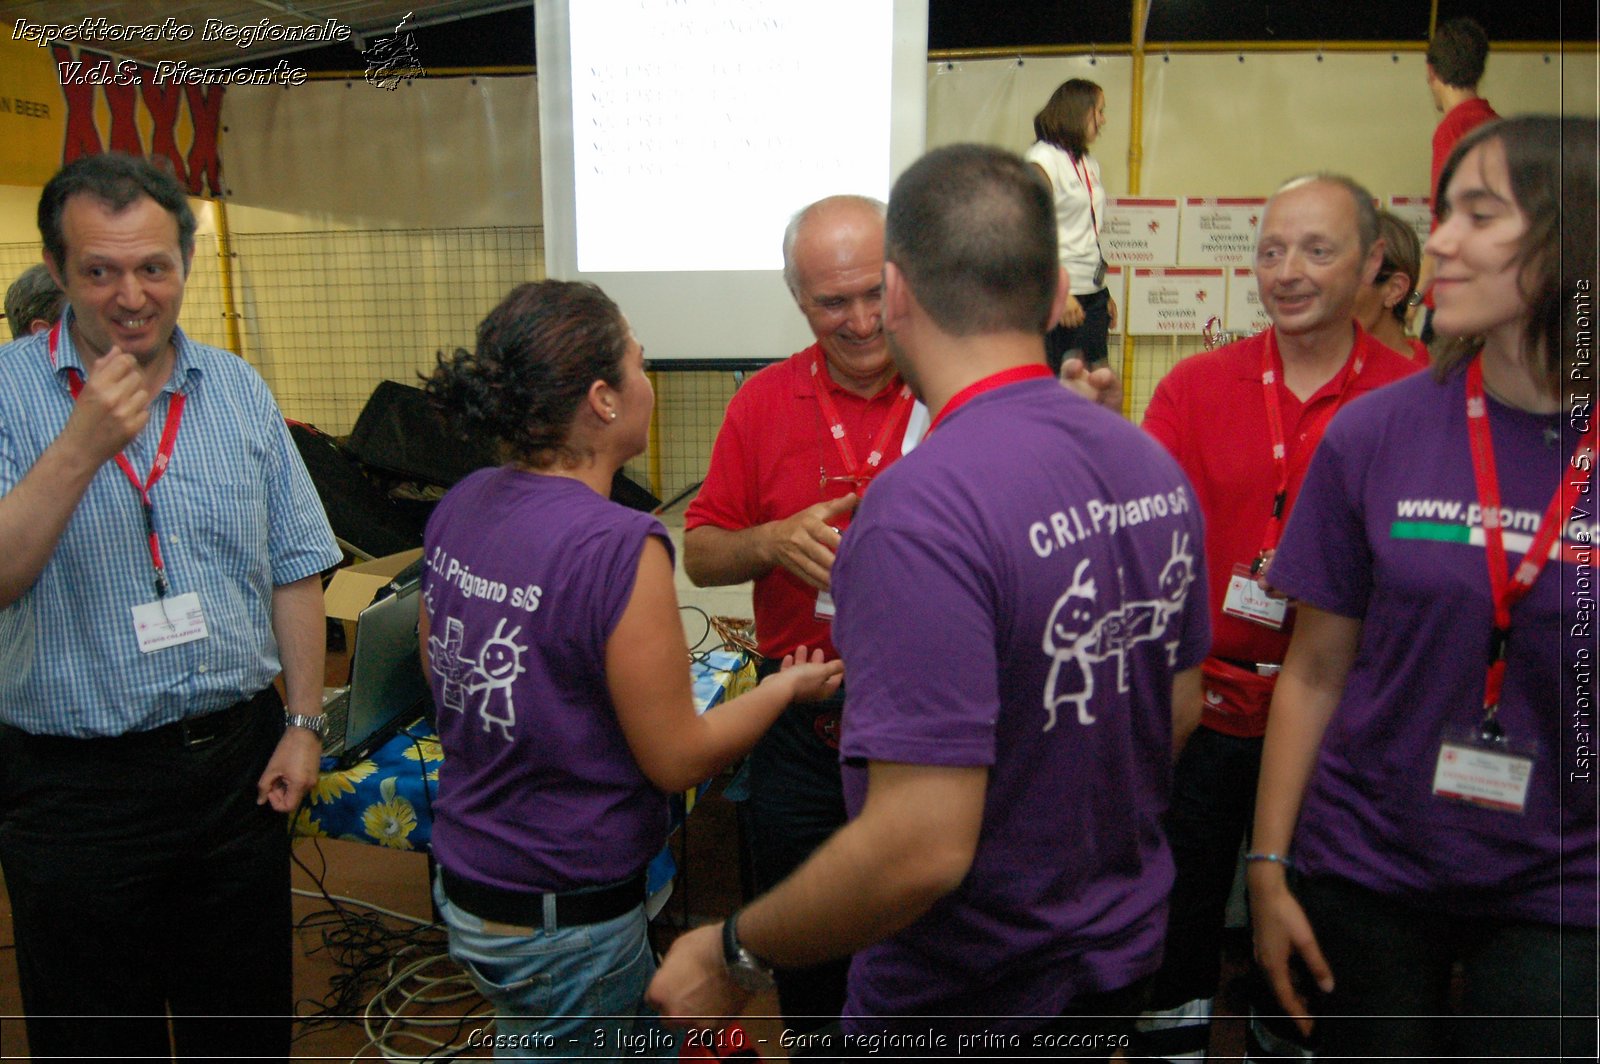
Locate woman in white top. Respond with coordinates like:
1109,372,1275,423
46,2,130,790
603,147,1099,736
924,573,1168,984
1026,79,1117,373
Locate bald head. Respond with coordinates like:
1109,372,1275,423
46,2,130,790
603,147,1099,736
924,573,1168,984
1268,173,1380,256
782,195,892,395
782,195,886,295
1254,175,1385,340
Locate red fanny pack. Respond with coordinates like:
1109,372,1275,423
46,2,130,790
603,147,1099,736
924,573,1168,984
1199,656,1277,735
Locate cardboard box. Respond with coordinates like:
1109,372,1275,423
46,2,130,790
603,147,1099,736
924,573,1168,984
324,548,423,645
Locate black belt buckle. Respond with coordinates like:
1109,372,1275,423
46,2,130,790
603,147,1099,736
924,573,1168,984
177,713,223,747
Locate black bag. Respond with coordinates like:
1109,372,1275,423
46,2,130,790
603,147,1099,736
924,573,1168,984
345,380,495,488
288,421,427,558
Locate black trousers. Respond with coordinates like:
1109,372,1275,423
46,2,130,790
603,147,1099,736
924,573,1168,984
0,689,293,1062
1296,873,1598,1061
739,656,851,1035
1045,288,1112,374
791,978,1151,1062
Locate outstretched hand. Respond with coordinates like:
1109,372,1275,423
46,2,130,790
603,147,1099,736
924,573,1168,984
775,644,844,703
1057,357,1124,414
768,494,858,590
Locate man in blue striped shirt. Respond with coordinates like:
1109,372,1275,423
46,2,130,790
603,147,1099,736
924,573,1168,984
0,152,341,1059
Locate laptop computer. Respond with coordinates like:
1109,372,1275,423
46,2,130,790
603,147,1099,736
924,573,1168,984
321,577,430,768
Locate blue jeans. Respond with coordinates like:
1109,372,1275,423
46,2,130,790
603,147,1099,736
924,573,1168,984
434,872,679,1061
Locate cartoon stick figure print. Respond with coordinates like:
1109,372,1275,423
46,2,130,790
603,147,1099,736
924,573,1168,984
1042,558,1102,731
467,618,527,742
1151,530,1196,665
427,617,472,714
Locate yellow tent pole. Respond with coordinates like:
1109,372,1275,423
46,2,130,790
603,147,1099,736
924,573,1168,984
212,196,244,357
647,369,663,500
1120,0,1147,418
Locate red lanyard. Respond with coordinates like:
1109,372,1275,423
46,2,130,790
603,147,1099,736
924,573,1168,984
810,350,914,495
1071,155,1099,239
1255,329,1367,569
926,363,1055,436
49,322,185,597
1465,358,1596,720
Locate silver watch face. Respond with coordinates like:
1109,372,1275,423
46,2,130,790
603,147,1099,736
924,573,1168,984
727,952,776,993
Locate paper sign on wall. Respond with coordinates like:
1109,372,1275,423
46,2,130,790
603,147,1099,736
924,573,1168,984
1179,198,1265,267
1106,265,1124,335
1127,268,1225,335
1225,268,1271,335
1387,196,1433,248
1101,198,1180,267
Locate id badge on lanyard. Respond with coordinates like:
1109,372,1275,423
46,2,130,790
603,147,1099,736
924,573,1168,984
1222,563,1289,629
1233,332,1362,629
1430,359,1597,814
1432,725,1536,814
49,322,208,653
1072,155,1107,289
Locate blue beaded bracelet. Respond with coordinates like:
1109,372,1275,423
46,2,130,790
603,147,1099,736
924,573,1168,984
1243,851,1294,869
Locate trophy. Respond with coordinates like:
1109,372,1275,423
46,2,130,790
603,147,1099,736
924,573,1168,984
1201,315,1238,350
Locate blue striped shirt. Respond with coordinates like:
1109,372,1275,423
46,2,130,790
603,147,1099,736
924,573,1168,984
0,310,341,736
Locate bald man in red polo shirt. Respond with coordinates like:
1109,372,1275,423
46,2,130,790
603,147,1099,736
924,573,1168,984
682,194,915,1035
1133,174,1421,1061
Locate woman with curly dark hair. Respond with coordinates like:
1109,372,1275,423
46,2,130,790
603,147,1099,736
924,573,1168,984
419,280,840,1058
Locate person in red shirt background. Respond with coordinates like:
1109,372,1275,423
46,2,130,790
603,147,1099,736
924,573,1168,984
1414,17,1498,342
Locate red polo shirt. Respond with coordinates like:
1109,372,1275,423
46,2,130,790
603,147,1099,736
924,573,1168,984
1142,324,1420,736
685,343,911,661
1431,96,1500,206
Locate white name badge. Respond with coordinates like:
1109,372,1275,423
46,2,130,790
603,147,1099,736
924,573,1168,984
1221,563,1288,629
131,592,210,654
814,590,836,620
1432,735,1534,814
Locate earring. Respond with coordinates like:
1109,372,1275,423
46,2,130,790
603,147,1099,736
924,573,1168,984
609,410,617,420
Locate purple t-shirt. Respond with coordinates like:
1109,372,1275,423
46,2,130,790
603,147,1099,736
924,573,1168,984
421,467,673,893
832,377,1211,1034
1270,367,1598,926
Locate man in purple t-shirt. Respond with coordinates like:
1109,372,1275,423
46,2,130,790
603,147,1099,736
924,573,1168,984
649,144,1209,1051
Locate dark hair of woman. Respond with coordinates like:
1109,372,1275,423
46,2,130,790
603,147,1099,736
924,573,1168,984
1033,78,1102,160
424,280,629,468
1432,115,1598,404
1375,211,1421,325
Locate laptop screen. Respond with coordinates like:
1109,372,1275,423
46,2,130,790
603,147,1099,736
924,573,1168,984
342,580,429,761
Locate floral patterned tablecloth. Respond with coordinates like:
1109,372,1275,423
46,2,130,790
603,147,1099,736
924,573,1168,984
293,650,755,862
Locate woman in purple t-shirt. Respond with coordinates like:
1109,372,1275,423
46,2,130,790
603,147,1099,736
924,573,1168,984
1249,116,1597,1060
418,281,841,1059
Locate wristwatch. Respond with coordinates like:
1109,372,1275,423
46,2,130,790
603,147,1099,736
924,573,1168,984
284,711,328,737
1407,290,1425,307
721,910,776,992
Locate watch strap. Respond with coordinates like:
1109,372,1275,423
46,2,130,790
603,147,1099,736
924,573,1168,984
721,910,775,991
284,711,327,737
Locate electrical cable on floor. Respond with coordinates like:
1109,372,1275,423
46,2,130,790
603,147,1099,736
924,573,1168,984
352,945,492,1060
290,837,492,1059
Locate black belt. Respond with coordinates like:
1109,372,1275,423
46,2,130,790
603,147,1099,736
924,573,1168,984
1215,656,1281,677
440,866,645,929
0,687,279,750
